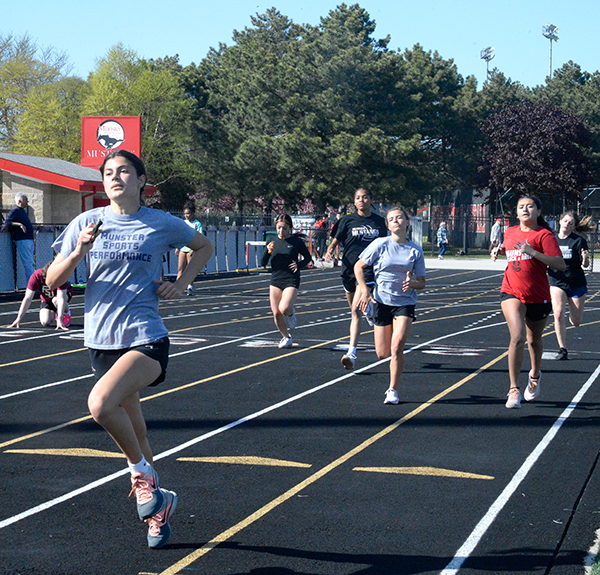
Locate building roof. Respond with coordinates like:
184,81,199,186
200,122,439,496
0,152,103,192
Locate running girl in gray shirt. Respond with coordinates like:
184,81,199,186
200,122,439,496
47,150,214,549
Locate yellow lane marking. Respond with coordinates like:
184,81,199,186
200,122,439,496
0,336,347,450
0,347,85,369
353,466,494,480
0,415,92,450
170,306,497,335
157,350,509,575
0,307,348,367
418,309,499,324
169,307,349,334
426,270,480,280
0,306,483,449
140,335,352,403
178,456,311,468
0,287,498,365
5,448,124,458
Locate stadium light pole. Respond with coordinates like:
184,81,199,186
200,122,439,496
480,46,495,79
542,24,559,78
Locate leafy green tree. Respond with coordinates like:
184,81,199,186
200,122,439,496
395,44,480,197
294,4,420,207
84,45,196,209
12,76,89,162
189,4,425,214
0,33,70,149
480,99,593,210
479,69,529,115
189,9,307,213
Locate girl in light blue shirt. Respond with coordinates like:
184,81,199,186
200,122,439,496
355,206,426,405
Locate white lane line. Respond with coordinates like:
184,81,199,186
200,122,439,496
440,362,600,575
0,303,85,318
0,374,93,400
0,329,84,346
0,317,351,401
0,469,131,530
0,356,383,531
0,321,505,531
169,317,349,357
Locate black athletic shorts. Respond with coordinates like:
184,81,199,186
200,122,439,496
341,265,375,294
373,301,416,327
89,336,170,387
271,275,300,291
500,292,552,322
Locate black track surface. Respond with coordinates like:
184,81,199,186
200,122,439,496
1,266,599,575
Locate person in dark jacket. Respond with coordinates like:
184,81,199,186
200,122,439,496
3,192,35,282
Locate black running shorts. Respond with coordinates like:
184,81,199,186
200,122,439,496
89,336,170,387
500,292,552,322
372,301,416,327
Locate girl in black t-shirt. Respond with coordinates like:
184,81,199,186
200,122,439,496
549,211,595,360
262,214,312,349
324,188,387,370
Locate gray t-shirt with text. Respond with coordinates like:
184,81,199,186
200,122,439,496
53,206,196,350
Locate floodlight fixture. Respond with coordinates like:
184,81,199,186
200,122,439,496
542,24,559,78
542,24,559,41
480,46,495,78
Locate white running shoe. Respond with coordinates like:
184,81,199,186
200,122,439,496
505,388,522,409
278,336,293,349
285,312,297,329
341,354,356,370
524,371,541,401
384,389,400,404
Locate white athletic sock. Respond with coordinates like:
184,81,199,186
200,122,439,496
128,456,150,476
347,346,357,357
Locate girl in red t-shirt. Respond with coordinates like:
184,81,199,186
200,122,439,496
491,195,565,408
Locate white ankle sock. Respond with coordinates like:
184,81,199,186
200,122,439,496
129,456,150,476
347,346,357,357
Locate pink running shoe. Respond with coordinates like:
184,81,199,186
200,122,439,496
146,489,178,549
55,312,71,327
129,468,163,520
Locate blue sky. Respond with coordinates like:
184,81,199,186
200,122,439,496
5,0,599,88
